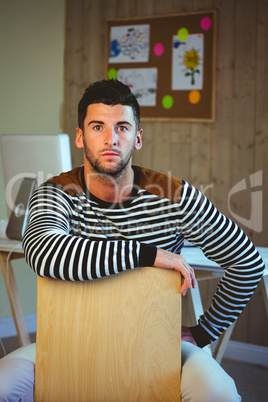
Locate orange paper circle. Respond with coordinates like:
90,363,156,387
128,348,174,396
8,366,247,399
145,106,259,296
189,90,201,104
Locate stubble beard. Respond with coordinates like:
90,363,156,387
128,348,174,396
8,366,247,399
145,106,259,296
83,139,136,182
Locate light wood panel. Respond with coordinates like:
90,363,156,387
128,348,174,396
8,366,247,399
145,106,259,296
64,0,268,347
35,267,181,401
211,0,234,216
254,0,268,247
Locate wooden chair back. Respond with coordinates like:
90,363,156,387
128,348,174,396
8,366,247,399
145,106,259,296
35,267,181,401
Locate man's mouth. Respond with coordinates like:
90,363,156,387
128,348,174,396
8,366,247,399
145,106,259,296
101,150,121,157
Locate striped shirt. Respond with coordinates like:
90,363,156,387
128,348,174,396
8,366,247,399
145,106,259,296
22,165,265,345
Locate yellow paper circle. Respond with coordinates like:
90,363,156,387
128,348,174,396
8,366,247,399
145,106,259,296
177,28,189,41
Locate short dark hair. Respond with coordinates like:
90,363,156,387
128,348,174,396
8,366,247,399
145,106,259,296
78,79,140,130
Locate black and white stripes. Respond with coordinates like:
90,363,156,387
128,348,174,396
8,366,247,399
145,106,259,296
22,166,265,343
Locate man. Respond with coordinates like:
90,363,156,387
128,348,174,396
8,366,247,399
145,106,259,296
0,79,264,401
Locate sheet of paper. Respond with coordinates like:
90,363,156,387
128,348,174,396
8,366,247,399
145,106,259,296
109,24,150,63
117,68,157,106
172,33,204,90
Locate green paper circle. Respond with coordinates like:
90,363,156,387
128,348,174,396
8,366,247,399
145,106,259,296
108,68,117,80
177,28,189,41
162,95,174,109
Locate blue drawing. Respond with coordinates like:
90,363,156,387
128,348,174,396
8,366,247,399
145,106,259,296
173,38,185,49
110,39,121,58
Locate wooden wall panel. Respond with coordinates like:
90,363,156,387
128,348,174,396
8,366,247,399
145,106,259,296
64,0,268,346
254,0,268,247
244,0,268,346
211,0,235,217
230,0,256,242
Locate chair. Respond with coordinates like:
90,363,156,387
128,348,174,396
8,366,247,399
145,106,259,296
35,267,181,401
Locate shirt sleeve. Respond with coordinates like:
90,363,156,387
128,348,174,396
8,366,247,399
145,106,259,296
179,181,265,346
22,183,157,280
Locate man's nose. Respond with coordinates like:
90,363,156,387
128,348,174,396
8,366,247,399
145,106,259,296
104,128,117,146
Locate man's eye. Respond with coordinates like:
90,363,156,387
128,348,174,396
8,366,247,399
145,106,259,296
117,126,127,132
93,125,102,131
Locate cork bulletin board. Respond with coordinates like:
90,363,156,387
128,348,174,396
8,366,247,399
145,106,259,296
106,10,216,122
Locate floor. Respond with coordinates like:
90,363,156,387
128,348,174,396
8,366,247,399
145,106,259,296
221,359,268,402
1,333,268,401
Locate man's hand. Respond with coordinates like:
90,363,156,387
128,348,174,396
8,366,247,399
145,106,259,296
153,248,196,296
181,326,197,345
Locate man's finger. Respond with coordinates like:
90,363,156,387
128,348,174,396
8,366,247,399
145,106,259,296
180,281,188,296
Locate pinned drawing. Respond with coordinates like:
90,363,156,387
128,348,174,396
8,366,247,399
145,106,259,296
109,25,150,63
117,68,157,106
172,33,204,90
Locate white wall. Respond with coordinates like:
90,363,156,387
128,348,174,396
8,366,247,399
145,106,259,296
0,0,65,321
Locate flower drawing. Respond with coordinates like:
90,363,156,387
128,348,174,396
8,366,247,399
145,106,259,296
183,49,200,85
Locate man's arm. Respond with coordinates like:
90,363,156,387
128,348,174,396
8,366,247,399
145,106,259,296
23,183,155,279
175,181,265,347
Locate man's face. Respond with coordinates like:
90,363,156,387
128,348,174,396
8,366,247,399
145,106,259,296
75,103,142,177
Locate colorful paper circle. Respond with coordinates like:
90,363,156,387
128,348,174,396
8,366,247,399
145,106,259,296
177,28,189,41
162,95,174,109
108,68,118,80
154,43,164,56
200,16,212,30
189,90,201,104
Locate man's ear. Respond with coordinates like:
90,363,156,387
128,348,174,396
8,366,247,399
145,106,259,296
75,128,84,149
134,128,143,150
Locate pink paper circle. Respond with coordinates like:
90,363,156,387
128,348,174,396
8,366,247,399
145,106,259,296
154,43,164,56
200,16,212,30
